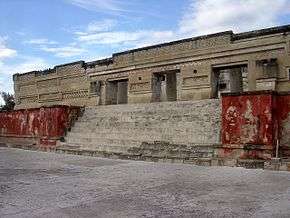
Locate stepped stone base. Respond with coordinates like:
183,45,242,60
56,140,219,165
55,144,271,169
55,99,288,170
57,143,290,171
59,99,221,164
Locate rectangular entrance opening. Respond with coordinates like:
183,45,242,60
106,79,128,105
212,64,247,98
152,71,177,102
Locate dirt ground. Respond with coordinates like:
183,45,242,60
0,147,290,218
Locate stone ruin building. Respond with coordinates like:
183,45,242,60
1,24,290,170
13,25,290,109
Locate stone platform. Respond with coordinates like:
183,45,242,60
57,99,222,165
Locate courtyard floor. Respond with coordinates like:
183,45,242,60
0,147,290,218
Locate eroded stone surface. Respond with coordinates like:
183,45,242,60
1,147,290,218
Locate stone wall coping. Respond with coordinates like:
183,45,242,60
222,90,275,97
233,24,290,40
113,31,233,56
55,61,85,68
0,105,82,114
222,90,290,97
13,61,85,79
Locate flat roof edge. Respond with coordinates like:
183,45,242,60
12,24,290,76
114,31,234,56
233,24,290,40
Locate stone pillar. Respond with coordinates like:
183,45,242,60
255,59,278,91
176,71,182,101
166,73,177,101
286,39,290,55
99,81,106,105
247,60,257,91
151,74,161,102
160,79,167,102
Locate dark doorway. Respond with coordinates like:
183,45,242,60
106,79,128,105
212,65,247,98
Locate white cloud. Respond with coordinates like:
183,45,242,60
0,56,50,77
74,19,117,36
0,36,18,103
23,37,85,58
66,0,126,13
77,30,175,47
133,31,176,48
0,37,17,60
87,19,117,32
40,45,86,58
179,0,289,36
74,0,289,51
0,56,50,98
24,38,58,45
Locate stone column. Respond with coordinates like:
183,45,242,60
286,39,290,55
247,60,257,91
176,71,182,101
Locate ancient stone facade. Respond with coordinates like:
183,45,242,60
13,25,290,109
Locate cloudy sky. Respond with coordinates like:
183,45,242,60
0,0,290,103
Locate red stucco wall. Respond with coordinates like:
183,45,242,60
222,91,290,159
222,92,274,147
276,94,290,157
0,106,81,149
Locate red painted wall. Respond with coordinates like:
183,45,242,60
0,106,81,149
276,94,290,156
222,92,274,147
222,91,290,159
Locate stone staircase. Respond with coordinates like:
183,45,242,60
56,99,221,163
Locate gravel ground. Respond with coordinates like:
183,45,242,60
0,147,290,218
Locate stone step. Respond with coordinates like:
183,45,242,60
83,99,220,114
71,122,217,133
61,99,221,162
236,159,265,169
79,112,216,123
71,121,217,134
82,105,216,114
68,126,220,143
65,131,219,145
66,131,164,143
65,137,143,149
81,111,217,122
57,141,215,159
57,142,136,155
56,145,216,165
57,142,82,150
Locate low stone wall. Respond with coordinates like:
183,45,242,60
0,106,82,150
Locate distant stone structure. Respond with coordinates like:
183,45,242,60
13,25,290,109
